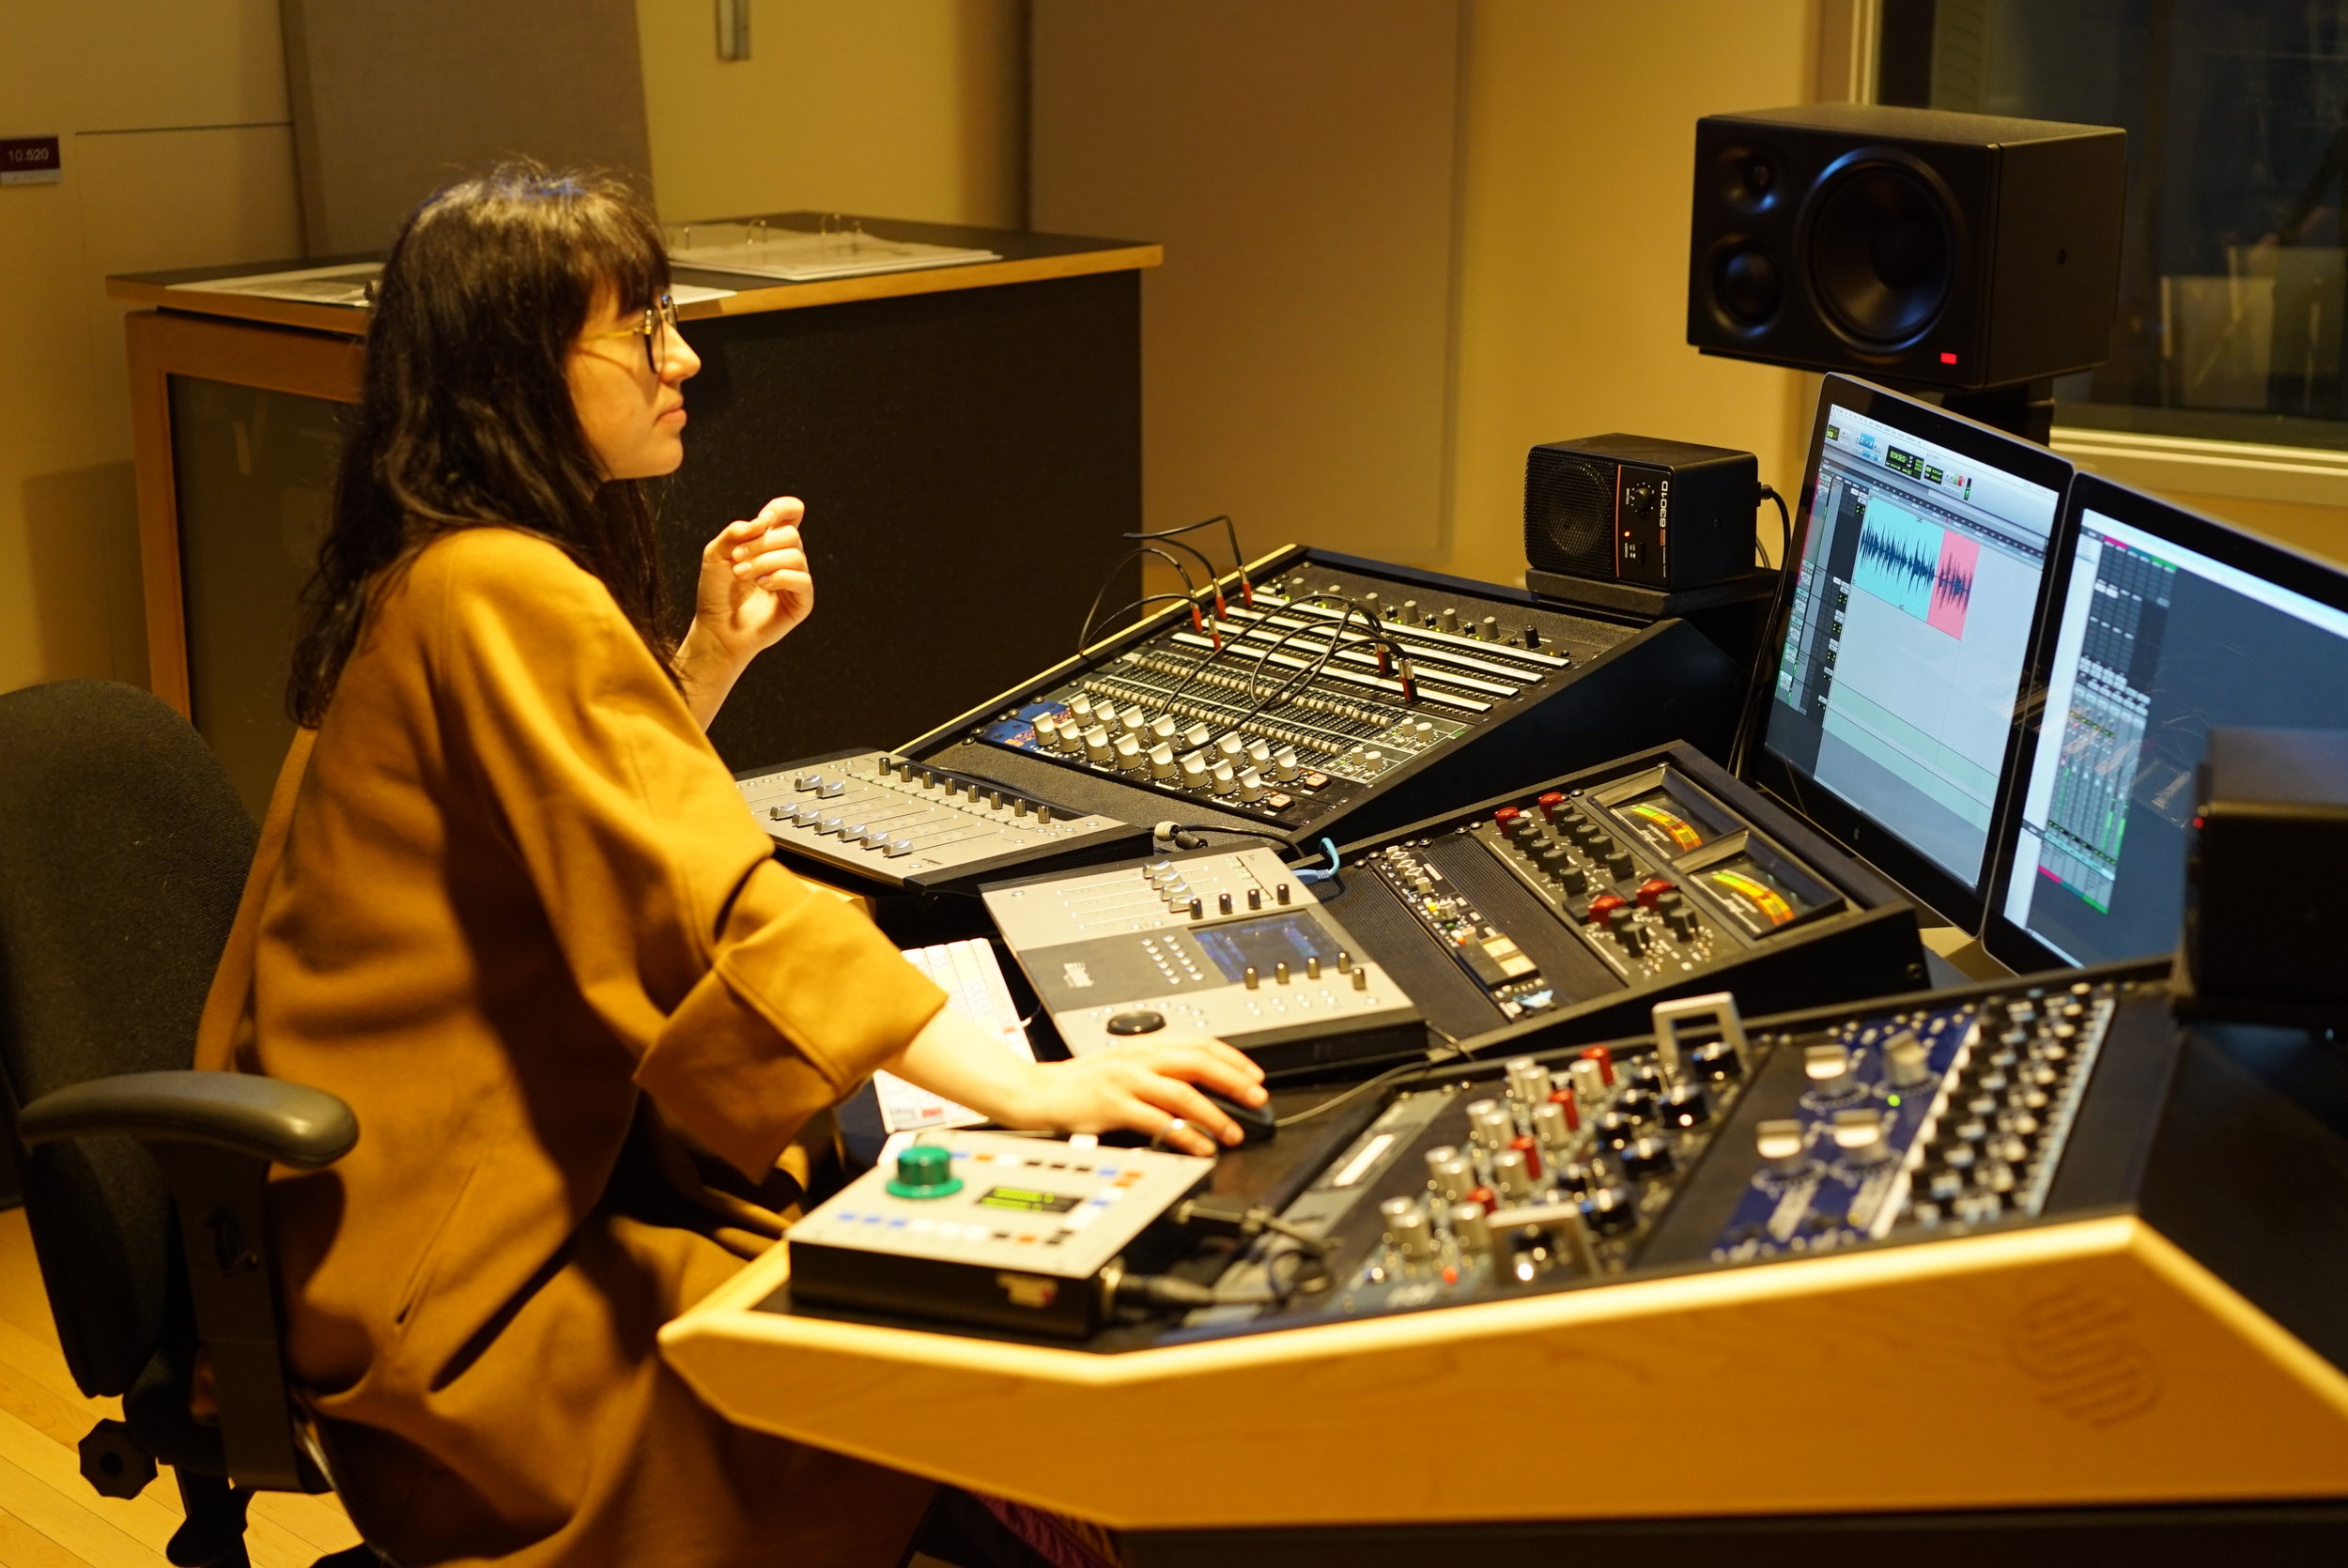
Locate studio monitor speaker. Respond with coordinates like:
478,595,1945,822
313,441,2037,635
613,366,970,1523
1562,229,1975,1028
1687,104,2125,391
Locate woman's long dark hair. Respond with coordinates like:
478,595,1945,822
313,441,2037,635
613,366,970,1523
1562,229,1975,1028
288,162,674,726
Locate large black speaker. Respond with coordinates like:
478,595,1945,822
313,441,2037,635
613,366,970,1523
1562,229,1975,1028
1687,103,2125,391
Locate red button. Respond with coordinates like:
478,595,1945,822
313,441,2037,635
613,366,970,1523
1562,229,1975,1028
1587,892,1628,924
1637,877,1676,908
1537,791,1567,818
1494,807,1522,827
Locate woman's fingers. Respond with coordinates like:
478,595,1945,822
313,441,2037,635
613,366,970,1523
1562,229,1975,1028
1143,1036,1266,1102
731,524,803,568
1127,1069,1244,1148
714,499,804,561
734,543,808,579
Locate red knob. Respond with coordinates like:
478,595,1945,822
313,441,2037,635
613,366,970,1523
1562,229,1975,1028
1508,1133,1543,1181
1494,807,1522,828
1548,1086,1581,1131
1586,892,1628,925
1579,1043,1616,1087
1537,791,1567,818
1636,877,1676,908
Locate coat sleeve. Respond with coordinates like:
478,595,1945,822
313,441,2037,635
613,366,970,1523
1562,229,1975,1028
420,532,945,1179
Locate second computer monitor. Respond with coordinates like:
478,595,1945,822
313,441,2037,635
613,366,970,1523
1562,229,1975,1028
1745,375,2074,930
1986,473,2348,971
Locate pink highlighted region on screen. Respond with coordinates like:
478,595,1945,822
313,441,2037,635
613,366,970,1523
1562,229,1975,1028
1927,530,1978,638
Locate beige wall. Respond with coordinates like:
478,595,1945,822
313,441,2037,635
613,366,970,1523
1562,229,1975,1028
0,0,302,699
1441,0,1821,586
634,0,1027,227
1032,0,1467,572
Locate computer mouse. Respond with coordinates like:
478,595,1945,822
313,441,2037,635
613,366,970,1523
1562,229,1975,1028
1199,1087,1278,1145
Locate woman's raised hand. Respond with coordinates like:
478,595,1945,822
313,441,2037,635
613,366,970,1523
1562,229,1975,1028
676,498,814,727
695,497,814,661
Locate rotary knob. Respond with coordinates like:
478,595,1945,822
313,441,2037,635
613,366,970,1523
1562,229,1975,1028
1272,746,1302,781
1756,1117,1808,1176
1083,725,1112,762
1804,1042,1859,1098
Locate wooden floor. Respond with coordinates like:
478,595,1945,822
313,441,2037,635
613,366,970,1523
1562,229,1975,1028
0,1207,363,1567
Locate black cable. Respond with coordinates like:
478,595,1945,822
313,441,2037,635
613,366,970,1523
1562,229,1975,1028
1124,515,1252,601
1229,595,1403,731
1151,822,1297,852
1759,484,1792,567
1082,593,1212,640
1141,535,1229,616
1272,1043,1465,1130
1075,546,1202,651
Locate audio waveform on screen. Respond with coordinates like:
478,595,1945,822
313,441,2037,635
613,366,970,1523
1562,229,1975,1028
1852,500,1976,638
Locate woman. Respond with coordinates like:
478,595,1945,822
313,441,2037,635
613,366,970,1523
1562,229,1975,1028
194,164,1263,1566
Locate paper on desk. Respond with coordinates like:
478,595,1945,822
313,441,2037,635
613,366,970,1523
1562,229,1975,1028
877,941,1034,1135
667,221,996,283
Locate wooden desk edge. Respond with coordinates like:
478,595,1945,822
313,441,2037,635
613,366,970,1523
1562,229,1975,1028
663,1214,2150,1387
107,244,1165,338
659,1214,2348,1530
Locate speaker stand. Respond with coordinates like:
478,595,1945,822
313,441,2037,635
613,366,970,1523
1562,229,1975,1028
1921,377,2057,445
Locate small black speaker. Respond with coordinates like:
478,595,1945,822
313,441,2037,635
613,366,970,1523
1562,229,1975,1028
1687,103,2124,390
1524,434,1757,592
2181,727,2348,1026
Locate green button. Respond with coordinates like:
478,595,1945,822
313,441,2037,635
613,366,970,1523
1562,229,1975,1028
886,1144,964,1200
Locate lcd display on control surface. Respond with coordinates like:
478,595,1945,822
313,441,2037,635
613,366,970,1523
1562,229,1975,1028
1998,487,2348,967
1190,913,1347,983
1754,380,2070,926
976,1187,1081,1214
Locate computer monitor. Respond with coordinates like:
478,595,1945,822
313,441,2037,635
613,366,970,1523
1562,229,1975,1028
1742,376,2074,930
1985,473,2348,971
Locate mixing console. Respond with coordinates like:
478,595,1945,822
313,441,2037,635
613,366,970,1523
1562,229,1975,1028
1173,974,2142,1337
734,748,1148,892
981,846,1423,1073
1317,743,1923,1047
903,547,1744,854
1706,986,2114,1258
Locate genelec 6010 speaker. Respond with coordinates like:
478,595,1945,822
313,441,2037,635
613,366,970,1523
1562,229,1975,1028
1524,435,1759,603
1687,103,2125,392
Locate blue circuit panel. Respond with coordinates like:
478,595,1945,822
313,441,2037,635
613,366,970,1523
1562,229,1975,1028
1707,1003,1979,1261
977,700,1068,751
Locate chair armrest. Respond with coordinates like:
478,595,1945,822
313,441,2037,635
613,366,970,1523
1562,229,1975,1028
18,1071,356,1170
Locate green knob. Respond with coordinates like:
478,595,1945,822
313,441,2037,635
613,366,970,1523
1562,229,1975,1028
886,1144,964,1200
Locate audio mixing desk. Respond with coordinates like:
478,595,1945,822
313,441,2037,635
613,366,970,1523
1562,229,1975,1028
662,967,2348,1560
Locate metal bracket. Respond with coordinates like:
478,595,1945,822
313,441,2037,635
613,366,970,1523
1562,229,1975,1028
1650,991,1748,1080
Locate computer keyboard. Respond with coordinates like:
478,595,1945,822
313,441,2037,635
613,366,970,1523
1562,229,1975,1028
873,939,1035,1134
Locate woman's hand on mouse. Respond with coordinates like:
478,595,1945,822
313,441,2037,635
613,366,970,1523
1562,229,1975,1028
677,498,812,725
883,1008,1265,1157
1005,1037,1267,1155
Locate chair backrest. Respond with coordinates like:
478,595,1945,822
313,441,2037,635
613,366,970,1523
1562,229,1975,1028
0,681,257,1396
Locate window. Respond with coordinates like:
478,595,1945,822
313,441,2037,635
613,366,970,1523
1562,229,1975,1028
1880,0,2348,452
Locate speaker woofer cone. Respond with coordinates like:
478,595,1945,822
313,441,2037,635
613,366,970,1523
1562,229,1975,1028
1806,151,1958,348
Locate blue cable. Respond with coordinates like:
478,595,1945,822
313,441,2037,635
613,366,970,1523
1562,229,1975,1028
1295,837,1343,884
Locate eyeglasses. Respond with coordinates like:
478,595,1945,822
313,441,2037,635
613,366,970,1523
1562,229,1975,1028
580,294,679,373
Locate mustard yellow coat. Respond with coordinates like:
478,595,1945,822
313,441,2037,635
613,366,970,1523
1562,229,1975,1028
195,528,948,1565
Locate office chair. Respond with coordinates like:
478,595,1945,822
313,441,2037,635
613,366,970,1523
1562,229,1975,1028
0,680,374,1568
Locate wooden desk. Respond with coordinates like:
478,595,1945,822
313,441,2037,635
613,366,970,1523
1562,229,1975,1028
112,215,1160,816
658,1210,2348,1555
